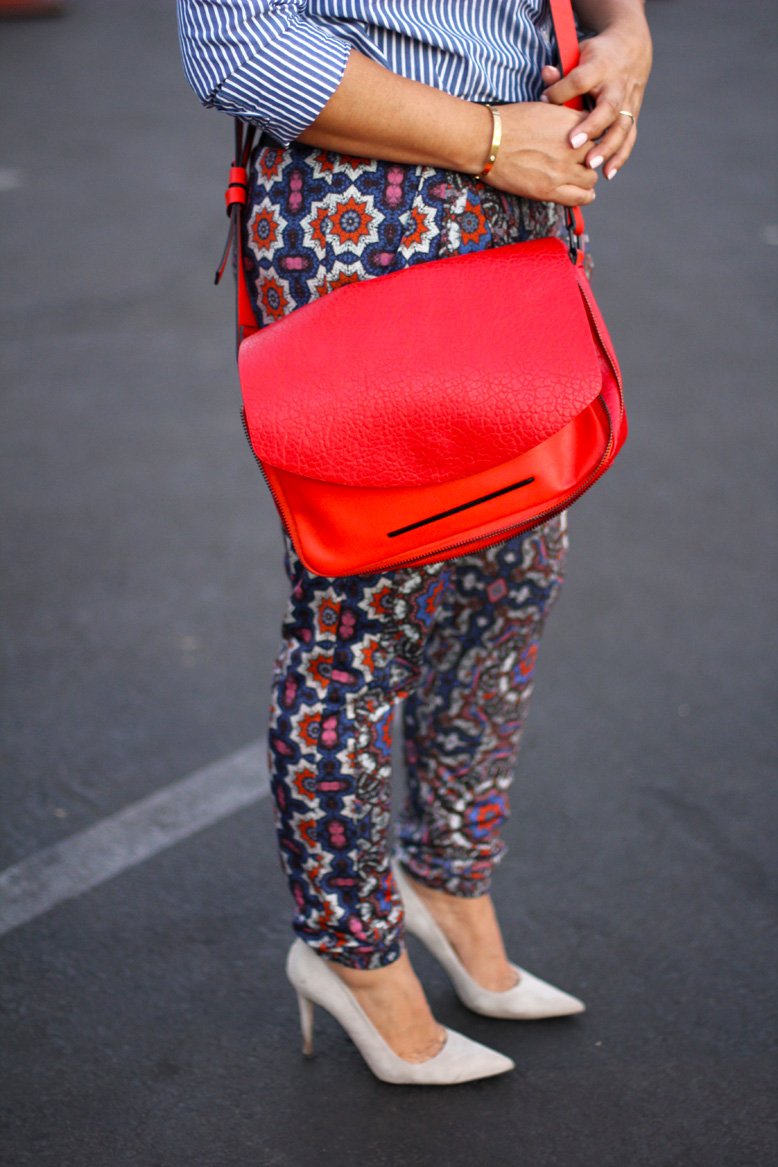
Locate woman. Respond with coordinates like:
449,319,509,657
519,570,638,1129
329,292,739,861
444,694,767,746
178,0,652,1085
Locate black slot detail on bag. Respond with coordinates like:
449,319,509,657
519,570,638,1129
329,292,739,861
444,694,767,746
387,477,535,539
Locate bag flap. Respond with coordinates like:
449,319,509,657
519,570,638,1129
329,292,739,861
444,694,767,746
240,237,606,488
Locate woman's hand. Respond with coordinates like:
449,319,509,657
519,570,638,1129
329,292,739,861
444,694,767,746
485,102,598,206
540,3,652,180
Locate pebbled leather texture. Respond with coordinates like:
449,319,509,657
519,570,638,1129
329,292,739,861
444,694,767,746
240,238,614,489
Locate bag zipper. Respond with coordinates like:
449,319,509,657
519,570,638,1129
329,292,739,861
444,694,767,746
576,280,624,420
241,407,295,541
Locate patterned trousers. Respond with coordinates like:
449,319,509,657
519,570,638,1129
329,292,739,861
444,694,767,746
244,143,569,969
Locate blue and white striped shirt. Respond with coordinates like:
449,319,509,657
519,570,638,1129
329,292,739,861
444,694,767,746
177,1,556,147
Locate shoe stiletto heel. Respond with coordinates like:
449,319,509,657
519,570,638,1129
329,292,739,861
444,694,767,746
297,991,314,1057
285,939,515,1085
393,861,586,1021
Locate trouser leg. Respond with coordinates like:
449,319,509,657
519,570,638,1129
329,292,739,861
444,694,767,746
268,536,451,970
397,515,568,896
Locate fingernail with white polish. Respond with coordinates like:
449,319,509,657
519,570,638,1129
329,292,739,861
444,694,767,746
606,169,617,180
540,94,549,103
589,155,604,170
570,132,588,149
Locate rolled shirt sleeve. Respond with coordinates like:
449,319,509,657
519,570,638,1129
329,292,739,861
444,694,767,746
177,0,352,146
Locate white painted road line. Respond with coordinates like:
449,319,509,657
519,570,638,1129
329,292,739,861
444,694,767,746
0,739,270,938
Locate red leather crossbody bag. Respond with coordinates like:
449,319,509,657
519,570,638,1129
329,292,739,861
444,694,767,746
218,0,626,578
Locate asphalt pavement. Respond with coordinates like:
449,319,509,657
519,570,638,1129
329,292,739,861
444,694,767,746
1,2,776,1164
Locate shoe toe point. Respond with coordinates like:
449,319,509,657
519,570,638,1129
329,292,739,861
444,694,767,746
551,990,586,1016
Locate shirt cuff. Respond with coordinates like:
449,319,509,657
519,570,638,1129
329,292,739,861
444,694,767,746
213,12,351,146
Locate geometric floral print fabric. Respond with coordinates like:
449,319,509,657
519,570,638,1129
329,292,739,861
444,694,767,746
269,525,567,970
245,144,570,969
242,142,567,327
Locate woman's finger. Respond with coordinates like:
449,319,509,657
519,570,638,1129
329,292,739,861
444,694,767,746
554,183,598,207
541,61,602,109
569,160,599,189
566,88,630,148
604,123,638,180
584,115,633,171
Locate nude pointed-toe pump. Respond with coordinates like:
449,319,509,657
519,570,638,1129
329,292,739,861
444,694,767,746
285,939,515,1085
393,861,586,1021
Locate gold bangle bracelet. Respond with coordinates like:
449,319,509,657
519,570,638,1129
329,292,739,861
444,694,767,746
475,104,502,182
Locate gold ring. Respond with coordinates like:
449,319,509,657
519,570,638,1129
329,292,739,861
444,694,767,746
619,109,636,125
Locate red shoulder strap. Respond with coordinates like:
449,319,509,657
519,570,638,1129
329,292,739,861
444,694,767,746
216,121,260,350
548,1,586,246
548,0,582,102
